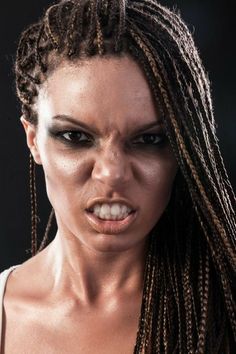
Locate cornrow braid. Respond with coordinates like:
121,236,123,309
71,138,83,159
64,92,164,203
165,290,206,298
15,0,236,352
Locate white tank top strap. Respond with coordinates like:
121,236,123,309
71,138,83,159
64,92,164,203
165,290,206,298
0,265,21,350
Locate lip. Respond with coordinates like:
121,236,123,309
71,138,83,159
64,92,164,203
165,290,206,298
86,198,137,212
85,210,138,235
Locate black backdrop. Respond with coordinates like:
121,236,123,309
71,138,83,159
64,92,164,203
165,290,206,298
0,0,235,271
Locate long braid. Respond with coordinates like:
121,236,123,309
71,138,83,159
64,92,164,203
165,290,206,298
29,153,38,256
197,246,210,353
15,0,236,352
182,224,194,353
166,248,182,352
37,208,55,253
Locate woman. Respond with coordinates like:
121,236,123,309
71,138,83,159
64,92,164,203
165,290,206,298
0,0,235,352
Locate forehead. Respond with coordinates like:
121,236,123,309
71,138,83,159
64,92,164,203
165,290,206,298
37,55,160,129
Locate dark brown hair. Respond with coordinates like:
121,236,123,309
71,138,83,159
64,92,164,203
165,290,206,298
15,0,236,352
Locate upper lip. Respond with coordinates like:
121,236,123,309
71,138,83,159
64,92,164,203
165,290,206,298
86,198,137,212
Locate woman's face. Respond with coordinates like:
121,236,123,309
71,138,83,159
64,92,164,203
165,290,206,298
23,55,178,252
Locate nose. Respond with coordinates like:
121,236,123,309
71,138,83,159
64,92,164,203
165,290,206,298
92,146,132,188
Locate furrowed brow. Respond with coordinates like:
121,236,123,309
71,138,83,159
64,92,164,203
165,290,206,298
52,114,163,134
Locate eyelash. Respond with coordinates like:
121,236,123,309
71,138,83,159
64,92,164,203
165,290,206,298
50,130,167,148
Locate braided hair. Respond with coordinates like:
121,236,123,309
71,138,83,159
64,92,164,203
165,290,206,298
15,0,236,352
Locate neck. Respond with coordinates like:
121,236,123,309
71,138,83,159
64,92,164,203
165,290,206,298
43,229,149,304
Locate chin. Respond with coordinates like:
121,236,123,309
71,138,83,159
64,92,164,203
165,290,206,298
82,233,147,254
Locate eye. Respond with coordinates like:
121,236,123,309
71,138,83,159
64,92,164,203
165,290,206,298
59,130,93,145
132,133,166,146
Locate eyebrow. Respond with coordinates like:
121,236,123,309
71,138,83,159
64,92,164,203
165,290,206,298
52,114,163,134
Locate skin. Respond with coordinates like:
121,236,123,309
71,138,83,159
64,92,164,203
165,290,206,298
3,55,178,353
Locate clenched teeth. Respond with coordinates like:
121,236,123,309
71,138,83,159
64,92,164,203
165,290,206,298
90,203,132,220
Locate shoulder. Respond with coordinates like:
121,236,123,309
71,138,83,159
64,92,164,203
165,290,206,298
3,254,48,301
2,251,53,322
0,265,21,291
0,264,21,276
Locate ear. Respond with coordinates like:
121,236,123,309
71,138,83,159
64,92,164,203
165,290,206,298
20,116,42,165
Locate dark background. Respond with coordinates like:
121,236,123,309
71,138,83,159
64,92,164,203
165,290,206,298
0,1,235,271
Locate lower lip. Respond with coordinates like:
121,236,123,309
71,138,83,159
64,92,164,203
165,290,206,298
85,210,137,235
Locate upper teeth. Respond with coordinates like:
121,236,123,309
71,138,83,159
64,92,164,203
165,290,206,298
91,203,132,220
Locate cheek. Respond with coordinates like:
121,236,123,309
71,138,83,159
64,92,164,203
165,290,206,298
140,156,177,211
38,145,93,206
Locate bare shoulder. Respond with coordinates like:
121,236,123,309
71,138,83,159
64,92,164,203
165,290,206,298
1,252,53,353
3,248,52,325
4,249,49,303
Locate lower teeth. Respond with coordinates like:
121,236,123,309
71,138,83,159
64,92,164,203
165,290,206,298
94,213,129,220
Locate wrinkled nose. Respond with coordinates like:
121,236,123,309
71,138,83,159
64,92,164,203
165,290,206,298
92,147,132,188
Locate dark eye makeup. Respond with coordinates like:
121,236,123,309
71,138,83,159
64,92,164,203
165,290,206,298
132,133,167,146
48,127,168,149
